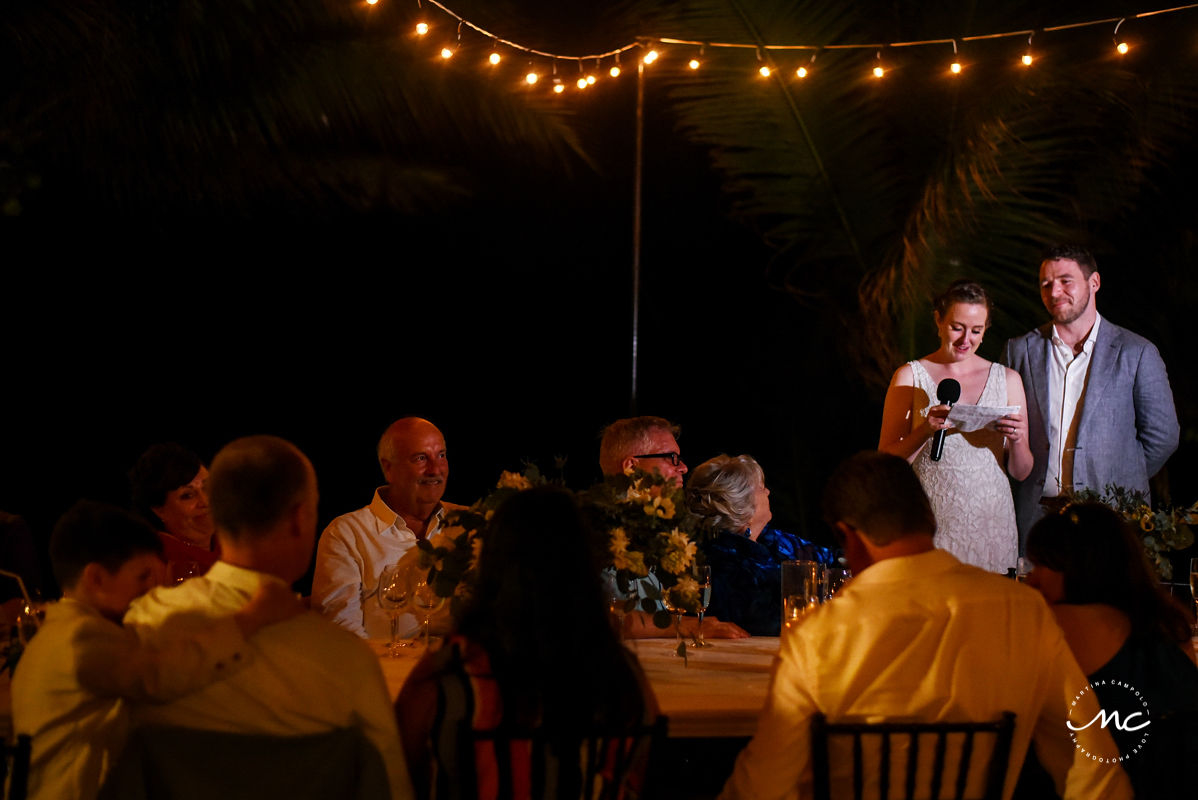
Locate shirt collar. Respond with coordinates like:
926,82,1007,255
368,487,446,534
1051,312,1102,354
205,561,289,595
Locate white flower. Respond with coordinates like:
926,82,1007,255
496,471,533,490
659,528,697,575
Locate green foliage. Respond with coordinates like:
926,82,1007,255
1066,484,1197,580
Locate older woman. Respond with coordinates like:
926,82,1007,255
878,279,1032,574
1021,502,1197,798
128,442,218,580
686,454,833,636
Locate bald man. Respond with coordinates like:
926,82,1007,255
312,417,461,639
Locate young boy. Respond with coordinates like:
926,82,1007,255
11,500,302,800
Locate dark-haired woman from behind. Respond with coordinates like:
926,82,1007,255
394,487,660,800
129,442,219,581
1021,502,1198,798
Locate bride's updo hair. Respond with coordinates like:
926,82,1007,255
932,279,993,327
686,454,765,534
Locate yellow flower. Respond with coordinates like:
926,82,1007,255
625,484,652,504
643,496,676,520
659,528,697,575
671,575,700,609
613,550,647,577
609,527,630,556
496,471,533,490
1140,513,1155,532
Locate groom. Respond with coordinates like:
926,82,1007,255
1002,244,1179,548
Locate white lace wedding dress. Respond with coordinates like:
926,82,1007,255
909,360,1018,574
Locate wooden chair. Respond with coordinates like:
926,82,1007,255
810,711,1016,800
1,734,31,800
453,715,668,800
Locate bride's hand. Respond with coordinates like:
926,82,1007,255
927,404,953,431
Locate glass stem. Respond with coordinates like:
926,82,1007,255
389,614,399,654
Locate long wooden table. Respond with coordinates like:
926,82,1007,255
372,635,780,739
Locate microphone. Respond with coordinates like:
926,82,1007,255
930,378,961,462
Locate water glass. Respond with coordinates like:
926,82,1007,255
691,566,713,648
782,560,824,629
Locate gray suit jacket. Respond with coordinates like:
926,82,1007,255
1002,319,1179,547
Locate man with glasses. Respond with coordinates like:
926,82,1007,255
598,416,689,484
598,416,748,640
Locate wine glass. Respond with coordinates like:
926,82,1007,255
412,577,446,648
824,567,852,601
659,586,686,656
691,566,713,648
781,560,824,630
377,563,413,656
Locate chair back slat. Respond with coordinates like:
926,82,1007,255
460,716,666,800
810,712,1017,800
954,730,976,800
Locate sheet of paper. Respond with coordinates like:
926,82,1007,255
946,404,1020,433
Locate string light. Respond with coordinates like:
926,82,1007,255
1114,19,1130,54
576,77,588,89
407,1,1198,98
366,0,378,5
553,81,565,94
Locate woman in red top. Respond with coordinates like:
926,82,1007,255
128,442,218,582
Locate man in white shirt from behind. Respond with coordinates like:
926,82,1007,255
719,451,1131,800
312,416,459,639
124,435,412,800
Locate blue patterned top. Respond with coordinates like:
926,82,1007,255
702,527,836,636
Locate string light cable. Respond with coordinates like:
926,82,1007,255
400,1,1198,90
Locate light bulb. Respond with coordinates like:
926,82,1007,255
553,83,565,94
489,52,501,65
796,66,808,78
415,22,429,35
759,65,771,77
366,0,378,5
576,77,587,89
873,65,884,78
643,50,659,64
950,62,962,74
1022,53,1033,66
440,48,453,60
688,59,700,70
1116,42,1129,55
586,75,596,85
609,66,621,77
525,72,538,84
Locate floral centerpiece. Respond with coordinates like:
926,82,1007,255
416,465,552,617
579,469,711,630
1061,485,1196,580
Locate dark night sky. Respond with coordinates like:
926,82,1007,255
3,0,1196,595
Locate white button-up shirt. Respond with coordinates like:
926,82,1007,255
719,549,1131,800
311,489,447,639
1043,315,1102,497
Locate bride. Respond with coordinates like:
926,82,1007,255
877,279,1033,573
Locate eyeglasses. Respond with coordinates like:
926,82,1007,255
633,452,683,467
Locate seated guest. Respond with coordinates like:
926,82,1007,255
124,435,412,799
12,501,301,800
720,451,1131,800
686,454,834,635
1021,502,1198,798
313,416,461,639
395,487,659,800
598,416,747,640
129,442,218,579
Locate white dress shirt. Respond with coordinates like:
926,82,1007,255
124,562,413,800
719,549,1131,800
311,489,447,639
1044,315,1102,497
12,598,249,800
